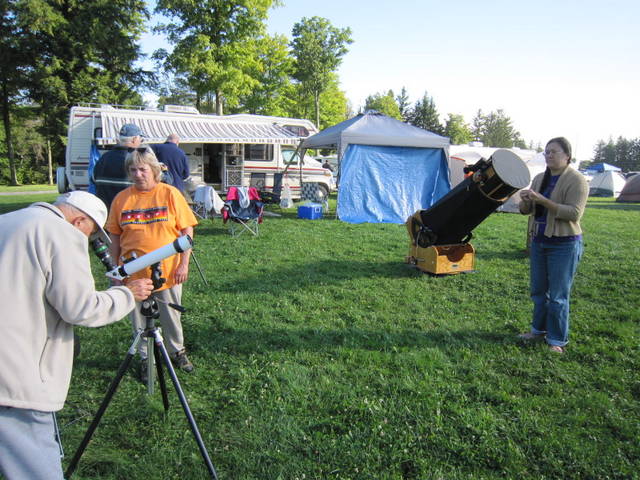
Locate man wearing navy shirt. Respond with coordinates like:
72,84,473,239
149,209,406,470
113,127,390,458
92,123,145,210
152,134,191,196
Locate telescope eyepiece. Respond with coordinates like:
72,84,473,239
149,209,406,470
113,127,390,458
91,237,117,272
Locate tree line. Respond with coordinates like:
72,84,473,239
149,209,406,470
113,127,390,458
586,137,640,173
363,89,527,148
1,1,356,185
1,0,536,185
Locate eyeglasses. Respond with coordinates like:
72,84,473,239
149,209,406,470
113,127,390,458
127,147,150,153
544,149,562,156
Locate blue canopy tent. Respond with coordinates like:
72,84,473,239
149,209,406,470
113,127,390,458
301,112,451,223
587,162,621,173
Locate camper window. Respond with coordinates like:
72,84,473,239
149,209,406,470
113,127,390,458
282,148,299,165
244,144,273,162
283,125,309,137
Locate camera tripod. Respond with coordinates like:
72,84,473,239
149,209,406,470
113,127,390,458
65,264,218,479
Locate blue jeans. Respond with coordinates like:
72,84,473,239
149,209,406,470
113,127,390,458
529,239,583,347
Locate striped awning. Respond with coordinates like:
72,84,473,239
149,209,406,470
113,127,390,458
98,111,303,146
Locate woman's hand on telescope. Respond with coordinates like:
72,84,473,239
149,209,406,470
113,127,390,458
520,189,558,213
521,189,545,203
126,278,155,301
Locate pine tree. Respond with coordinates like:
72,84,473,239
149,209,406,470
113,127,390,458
407,91,443,134
395,87,411,122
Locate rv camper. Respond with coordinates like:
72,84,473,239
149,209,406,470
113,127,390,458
58,104,334,199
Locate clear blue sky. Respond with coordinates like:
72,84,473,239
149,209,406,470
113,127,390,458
142,0,640,160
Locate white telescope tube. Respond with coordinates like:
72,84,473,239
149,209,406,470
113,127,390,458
106,235,193,281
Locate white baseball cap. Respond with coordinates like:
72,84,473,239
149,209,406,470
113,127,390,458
57,191,109,241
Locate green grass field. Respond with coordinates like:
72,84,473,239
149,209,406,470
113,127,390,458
1,194,638,479
0,183,57,193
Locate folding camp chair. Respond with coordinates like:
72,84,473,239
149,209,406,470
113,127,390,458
222,186,264,236
192,185,224,220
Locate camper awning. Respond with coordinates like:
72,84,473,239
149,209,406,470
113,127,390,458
97,111,303,145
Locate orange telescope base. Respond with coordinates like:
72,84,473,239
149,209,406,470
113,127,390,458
406,243,475,275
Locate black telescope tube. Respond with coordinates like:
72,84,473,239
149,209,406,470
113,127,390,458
412,150,529,247
415,175,503,246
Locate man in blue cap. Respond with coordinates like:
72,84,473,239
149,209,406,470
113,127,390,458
92,123,146,210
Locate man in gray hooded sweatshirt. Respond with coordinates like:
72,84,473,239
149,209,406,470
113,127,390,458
0,191,153,479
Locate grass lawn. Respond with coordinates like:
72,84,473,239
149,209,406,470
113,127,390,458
1,194,638,479
0,183,57,193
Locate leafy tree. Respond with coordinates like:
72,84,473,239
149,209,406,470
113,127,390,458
472,109,525,148
444,113,473,145
395,87,411,121
290,74,348,129
0,105,48,184
154,0,275,115
155,73,198,110
290,16,352,129
407,91,444,134
363,90,402,120
10,0,149,167
234,34,296,116
0,0,30,185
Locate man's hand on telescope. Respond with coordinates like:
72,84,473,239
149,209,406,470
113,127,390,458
126,278,155,302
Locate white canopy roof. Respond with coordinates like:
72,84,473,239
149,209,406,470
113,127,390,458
301,112,450,157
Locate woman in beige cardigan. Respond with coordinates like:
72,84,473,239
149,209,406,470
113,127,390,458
518,137,589,353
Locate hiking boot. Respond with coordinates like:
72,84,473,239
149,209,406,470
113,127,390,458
171,350,194,373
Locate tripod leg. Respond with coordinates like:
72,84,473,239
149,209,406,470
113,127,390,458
151,329,218,480
190,250,208,286
153,340,170,412
146,337,155,395
65,330,144,478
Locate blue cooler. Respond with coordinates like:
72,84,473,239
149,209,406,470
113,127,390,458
297,203,323,220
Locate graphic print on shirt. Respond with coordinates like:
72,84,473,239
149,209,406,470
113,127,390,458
120,206,169,225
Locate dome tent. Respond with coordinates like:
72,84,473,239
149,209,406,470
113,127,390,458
301,112,450,224
589,170,627,197
616,174,640,203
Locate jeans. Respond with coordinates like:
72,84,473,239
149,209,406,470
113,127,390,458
529,238,583,346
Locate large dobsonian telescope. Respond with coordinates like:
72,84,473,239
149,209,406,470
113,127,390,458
406,149,530,274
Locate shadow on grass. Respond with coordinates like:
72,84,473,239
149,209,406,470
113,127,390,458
197,325,513,355
203,259,424,295
587,201,640,212
476,249,529,261
0,196,58,214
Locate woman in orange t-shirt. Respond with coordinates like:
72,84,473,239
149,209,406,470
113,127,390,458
106,147,198,381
